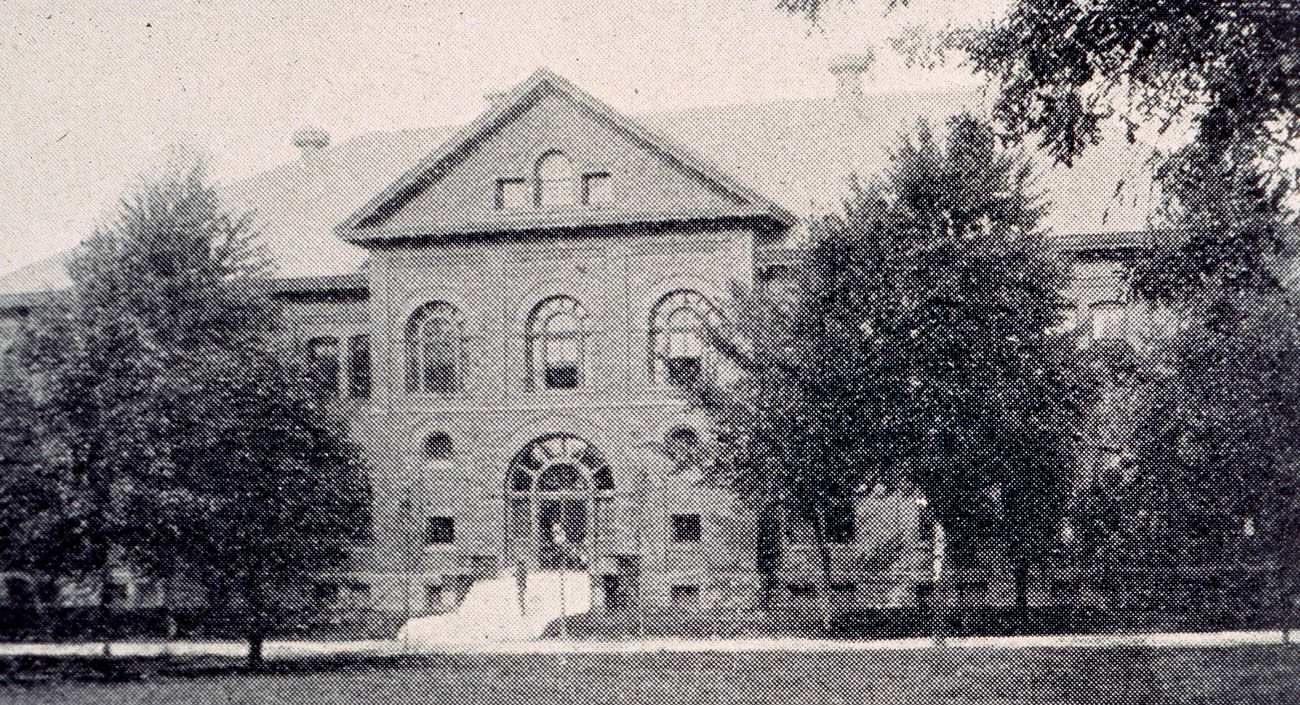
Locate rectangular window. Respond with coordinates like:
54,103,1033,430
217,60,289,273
347,334,371,399
313,582,340,606
496,178,529,210
544,364,580,390
783,504,853,544
917,505,936,544
670,584,700,609
664,356,702,386
307,337,341,399
583,173,612,205
424,584,445,612
424,516,456,546
101,582,128,607
914,581,935,610
787,583,816,599
671,513,702,543
602,574,626,611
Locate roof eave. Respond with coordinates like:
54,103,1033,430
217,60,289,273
340,206,793,247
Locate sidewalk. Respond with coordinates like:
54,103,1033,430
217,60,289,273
0,629,1292,661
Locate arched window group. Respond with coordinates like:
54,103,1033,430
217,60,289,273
405,301,466,394
649,290,722,386
399,289,720,395
528,295,588,390
496,151,613,211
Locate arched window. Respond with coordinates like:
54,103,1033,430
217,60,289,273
527,296,588,390
506,433,614,570
536,151,577,207
649,290,722,386
405,302,466,394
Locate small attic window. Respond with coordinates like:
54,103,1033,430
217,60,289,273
497,178,528,211
536,151,577,207
583,173,613,206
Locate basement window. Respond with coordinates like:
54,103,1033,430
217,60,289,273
671,513,702,543
424,584,447,612
424,516,456,546
670,584,701,609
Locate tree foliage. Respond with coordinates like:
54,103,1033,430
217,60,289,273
702,115,1096,608
171,345,372,664
0,358,53,573
1,161,371,663
965,0,1298,176
779,1,1298,177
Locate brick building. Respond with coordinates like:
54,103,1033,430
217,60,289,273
0,67,1156,616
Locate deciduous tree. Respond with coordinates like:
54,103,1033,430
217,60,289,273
700,115,1096,618
2,160,371,664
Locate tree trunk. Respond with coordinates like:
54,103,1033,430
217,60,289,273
99,567,114,657
245,583,267,669
247,633,264,669
162,574,178,641
811,507,835,633
1012,561,1030,611
756,502,781,612
930,520,949,648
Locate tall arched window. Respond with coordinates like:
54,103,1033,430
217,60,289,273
649,290,721,386
536,151,577,207
528,296,588,390
405,302,466,394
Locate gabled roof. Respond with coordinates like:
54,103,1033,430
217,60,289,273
336,68,797,245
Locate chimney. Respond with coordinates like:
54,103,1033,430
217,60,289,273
292,126,330,156
829,52,875,99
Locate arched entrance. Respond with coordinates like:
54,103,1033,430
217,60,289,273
505,434,613,571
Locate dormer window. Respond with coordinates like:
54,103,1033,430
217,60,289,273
536,151,577,207
496,178,528,211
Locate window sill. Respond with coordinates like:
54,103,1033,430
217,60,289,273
406,391,472,401
423,544,457,554
785,542,855,550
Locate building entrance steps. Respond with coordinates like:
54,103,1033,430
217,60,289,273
396,569,590,646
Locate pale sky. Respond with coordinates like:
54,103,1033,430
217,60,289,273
0,0,1007,274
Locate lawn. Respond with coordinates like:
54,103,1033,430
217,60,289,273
3,647,1299,704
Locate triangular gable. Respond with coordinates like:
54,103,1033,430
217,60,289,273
336,68,795,244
